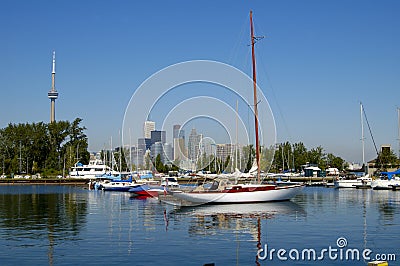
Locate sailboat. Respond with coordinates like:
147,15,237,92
168,11,304,204
334,103,372,188
371,107,400,190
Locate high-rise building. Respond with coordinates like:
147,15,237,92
173,125,181,139
188,128,202,161
173,138,187,161
173,125,185,161
173,125,185,139
151,142,164,161
179,129,185,139
138,138,152,151
216,144,234,163
144,121,155,139
47,51,59,123
150,130,166,145
163,143,173,164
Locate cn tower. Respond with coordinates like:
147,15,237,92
48,51,59,123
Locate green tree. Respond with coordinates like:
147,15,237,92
242,145,255,172
260,145,275,173
144,152,151,170
272,142,293,172
46,120,70,170
0,119,89,176
326,153,345,170
292,142,308,171
155,154,164,173
375,149,399,170
307,146,325,168
223,155,231,172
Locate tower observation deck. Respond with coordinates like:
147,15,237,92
48,51,58,123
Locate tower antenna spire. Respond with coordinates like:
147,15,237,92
52,51,56,74
48,50,59,123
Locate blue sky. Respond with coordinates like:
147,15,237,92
1,0,399,164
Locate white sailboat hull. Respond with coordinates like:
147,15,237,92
170,184,304,204
371,179,400,190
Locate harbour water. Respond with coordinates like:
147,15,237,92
0,185,398,265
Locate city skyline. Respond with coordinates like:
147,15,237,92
1,1,400,164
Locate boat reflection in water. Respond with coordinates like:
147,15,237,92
173,201,304,220
170,201,305,264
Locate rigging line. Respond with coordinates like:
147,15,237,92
227,14,249,65
251,14,292,143
361,103,380,157
257,48,293,142
247,13,293,142
252,16,267,40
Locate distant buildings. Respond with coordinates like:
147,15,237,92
173,124,186,161
123,121,243,172
151,142,163,161
143,121,155,139
216,144,234,163
188,128,202,161
173,138,187,161
150,130,166,146
173,125,181,139
163,143,173,163
138,138,151,151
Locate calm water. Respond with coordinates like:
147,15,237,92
0,185,399,266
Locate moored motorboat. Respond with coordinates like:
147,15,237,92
128,184,164,197
96,176,136,191
69,159,120,179
99,181,136,192
334,175,372,189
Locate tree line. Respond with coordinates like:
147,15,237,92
268,142,345,173
156,141,346,174
188,141,346,174
0,118,89,177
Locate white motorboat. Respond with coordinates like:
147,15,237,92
98,179,136,192
69,159,120,179
334,175,372,188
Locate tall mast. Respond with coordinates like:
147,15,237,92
398,107,400,159
360,102,365,168
250,10,261,183
129,128,132,173
235,99,238,170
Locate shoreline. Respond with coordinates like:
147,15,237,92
0,178,89,185
0,176,337,186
